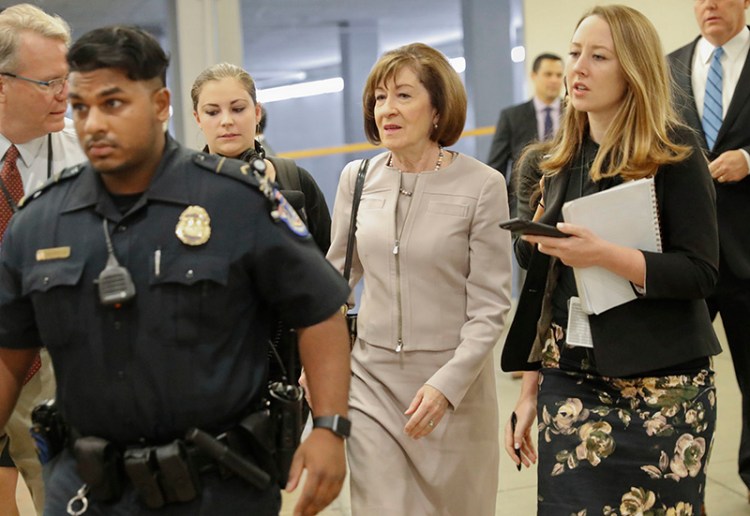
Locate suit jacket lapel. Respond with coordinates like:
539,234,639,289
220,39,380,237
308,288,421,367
523,100,538,143
674,40,704,146
717,32,750,147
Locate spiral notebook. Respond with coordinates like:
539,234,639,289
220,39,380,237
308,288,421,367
562,177,662,315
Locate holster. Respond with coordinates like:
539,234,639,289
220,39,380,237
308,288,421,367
30,399,68,465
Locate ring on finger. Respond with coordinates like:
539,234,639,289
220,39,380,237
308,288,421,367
428,420,435,428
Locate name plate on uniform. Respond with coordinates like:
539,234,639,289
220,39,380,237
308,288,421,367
36,246,71,261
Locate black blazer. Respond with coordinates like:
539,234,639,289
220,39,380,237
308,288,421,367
668,31,750,279
487,100,539,216
501,128,722,377
487,100,539,177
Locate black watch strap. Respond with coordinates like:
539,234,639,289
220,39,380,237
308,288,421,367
312,415,351,438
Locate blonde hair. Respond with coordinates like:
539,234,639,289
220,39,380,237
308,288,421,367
362,43,466,147
541,4,690,181
0,4,71,72
191,62,257,111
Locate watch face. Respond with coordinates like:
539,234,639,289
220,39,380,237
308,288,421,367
314,415,351,438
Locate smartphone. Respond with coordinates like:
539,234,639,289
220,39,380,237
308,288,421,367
499,217,569,238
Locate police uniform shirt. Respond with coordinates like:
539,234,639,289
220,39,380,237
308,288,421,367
0,135,349,445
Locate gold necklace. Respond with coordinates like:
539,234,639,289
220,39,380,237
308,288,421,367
389,147,445,196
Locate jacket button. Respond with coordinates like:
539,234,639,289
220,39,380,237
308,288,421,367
185,269,194,279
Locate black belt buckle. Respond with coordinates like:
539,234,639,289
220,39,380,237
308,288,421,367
123,447,165,509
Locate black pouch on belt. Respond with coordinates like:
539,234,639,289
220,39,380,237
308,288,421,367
72,436,123,502
155,441,200,503
123,447,165,509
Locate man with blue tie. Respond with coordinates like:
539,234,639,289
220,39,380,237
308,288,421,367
669,0,750,499
487,53,563,217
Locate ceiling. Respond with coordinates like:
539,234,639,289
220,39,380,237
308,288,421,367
16,0,464,87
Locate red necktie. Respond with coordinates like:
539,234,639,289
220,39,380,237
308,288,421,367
0,144,23,238
0,145,41,383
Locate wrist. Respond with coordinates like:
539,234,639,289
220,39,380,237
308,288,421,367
312,414,351,439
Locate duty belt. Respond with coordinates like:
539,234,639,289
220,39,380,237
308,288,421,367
67,424,274,512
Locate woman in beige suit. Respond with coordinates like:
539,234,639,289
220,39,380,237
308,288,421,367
326,43,513,515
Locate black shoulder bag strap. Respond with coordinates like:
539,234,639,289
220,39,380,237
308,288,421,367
343,159,369,281
268,156,302,192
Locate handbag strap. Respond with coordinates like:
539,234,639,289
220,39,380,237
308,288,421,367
343,158,369,281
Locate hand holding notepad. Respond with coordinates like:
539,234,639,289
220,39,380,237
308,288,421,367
562,177,662,315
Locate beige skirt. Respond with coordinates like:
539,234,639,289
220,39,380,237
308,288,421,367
347,339,499,516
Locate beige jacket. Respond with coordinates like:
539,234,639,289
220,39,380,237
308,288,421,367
327,151,512,407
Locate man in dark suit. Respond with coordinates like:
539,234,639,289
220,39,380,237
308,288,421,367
487,53,563,217
668,0,750,496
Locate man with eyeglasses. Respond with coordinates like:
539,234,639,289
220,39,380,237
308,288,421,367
0,4,85,513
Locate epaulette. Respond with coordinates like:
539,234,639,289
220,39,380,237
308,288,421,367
17,163,84,209
191,152,310,238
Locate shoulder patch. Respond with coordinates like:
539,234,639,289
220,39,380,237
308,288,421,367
272,187,310,238
191,153,310,239
18,163,83,209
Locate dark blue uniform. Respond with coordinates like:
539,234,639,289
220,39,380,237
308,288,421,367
0,136,349,514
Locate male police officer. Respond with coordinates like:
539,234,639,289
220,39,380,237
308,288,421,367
0,26,351,515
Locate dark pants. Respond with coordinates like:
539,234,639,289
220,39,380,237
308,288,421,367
707,271,750,490
43,449,281,515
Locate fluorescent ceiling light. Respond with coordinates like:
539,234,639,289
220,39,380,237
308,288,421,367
511,46,526,63
449,57,466,74
258,57,465,104
258,77,344,103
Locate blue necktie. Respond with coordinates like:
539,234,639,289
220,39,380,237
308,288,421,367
543,107,554,141
702,47,724,151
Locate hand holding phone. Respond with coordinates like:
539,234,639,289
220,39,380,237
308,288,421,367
499,217,569,238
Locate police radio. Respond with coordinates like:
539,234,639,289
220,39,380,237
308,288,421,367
97,218,136,306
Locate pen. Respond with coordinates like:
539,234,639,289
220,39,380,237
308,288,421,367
154,248,161,277
511,411,522,471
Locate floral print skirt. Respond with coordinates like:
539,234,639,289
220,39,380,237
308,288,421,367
537,324,716,516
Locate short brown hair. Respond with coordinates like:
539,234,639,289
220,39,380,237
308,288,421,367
362,43,466,147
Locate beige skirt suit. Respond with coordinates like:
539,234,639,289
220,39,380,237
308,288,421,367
327,152,512,515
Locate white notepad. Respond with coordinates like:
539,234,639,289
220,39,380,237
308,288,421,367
562,177,662,315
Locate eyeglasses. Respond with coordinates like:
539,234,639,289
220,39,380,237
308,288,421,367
0,72,68,96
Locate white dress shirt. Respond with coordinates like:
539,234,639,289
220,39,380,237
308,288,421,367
692,26,749,120
0,118,86,195
691,27,750,169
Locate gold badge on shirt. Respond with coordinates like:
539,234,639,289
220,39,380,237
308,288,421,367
175,205,211,246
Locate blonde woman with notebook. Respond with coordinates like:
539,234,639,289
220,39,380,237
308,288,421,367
501,5,721,514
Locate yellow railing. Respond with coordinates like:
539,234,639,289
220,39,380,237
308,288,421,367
278,125,496,160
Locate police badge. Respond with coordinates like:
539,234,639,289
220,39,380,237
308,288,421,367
176,205,211,246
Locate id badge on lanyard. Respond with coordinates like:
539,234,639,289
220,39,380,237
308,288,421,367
566,296,593,348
